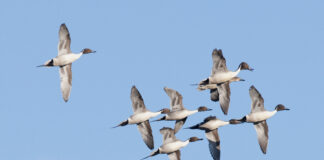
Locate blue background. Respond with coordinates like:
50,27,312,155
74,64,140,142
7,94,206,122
0,0,323,159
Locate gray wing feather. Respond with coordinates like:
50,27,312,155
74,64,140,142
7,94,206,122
160,127,177,144
168,150,181,160
174,117,187,134
131,86,147,113
210,88,219,102
58,23,71,55
218,82,230,115
137,120,154,150
164,87,185,111
211,49,227,75
206,129,220,160
59,64,72,102
254,121,268,154
249,85,265,113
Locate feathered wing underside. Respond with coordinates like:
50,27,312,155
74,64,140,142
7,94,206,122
131,86,147,114
206,129,220,160
254,121,269,154
218,82,230,115
211,49,228,75
168,150,181,160
174,117,187,134
249,85,265,113
160,127,177,145
137,120,154,150
164,87,185,111
58,23,71,56
210,88,219,102
59,64,72,102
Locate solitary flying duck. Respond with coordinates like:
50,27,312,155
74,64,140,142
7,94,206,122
38,23,95,102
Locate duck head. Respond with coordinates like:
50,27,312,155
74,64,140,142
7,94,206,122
275,104,289,111
239,62,254,71
82,48,96,54
198,106,212,112
160,108,170,114
189,137,203,142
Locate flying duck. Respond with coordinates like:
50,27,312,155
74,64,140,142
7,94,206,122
229,85,289,154
38,23,95,102
141,127,202,160
197,49,253,115
113,86,169,150
153,87,212,133
186,116,229,160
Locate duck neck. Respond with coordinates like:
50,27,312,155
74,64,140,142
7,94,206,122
150,111,162,118
188,109,199,116
233,66,241,76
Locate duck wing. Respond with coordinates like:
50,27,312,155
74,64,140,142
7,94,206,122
137,120,154,150
254,120,268,154
58,23,71,56
210,88,219,102
168,150,181,160
211,49,228,75
160,127,177,144
218,82,230,115
206,129,221,160
59,65,72,102
131,86,147,114
164,87,185,111
174,117,187,134
249,85,265,113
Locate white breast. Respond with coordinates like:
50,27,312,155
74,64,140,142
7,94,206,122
54,53,82,66
209,71,239,84
246,110,277,122
201,119,229,130
166,110,197,120
128,111,159,124
159,140,189,154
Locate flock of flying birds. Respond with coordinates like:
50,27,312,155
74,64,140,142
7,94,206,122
38,23,290,160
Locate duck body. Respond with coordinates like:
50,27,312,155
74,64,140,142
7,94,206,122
208,69,240,84
159,140,189,154
246,110,277,123
199,119,229,130
128,111,161,124
165,109,198,120
51,52,83,66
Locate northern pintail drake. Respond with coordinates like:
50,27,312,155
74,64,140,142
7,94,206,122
141,127,202,160
186,116,229,160
197,49,253,115
113,86,169,150
153,87,212,133
229,85,289,154
38,23,95,102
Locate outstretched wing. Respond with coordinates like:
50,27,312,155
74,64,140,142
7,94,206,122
58,23,71,55
137,120,154,150
59,64,72,102
210,88,219,102
160,127,177,144
206,129,221,160
168,150,181,160
249,85,265,113
131,86,147,114
174,117,187,134
164,87,185,111
211,49,227,75
254,121,268,154
218,82,230,115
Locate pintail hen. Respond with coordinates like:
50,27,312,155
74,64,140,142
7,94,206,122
153,87,212,133
141,127,202,160
229,85,289,154
113,86,169,150
38,23,95,102
197,49,253,115
186,116,229,160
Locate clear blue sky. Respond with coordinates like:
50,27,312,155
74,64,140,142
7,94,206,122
0,0,323,159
